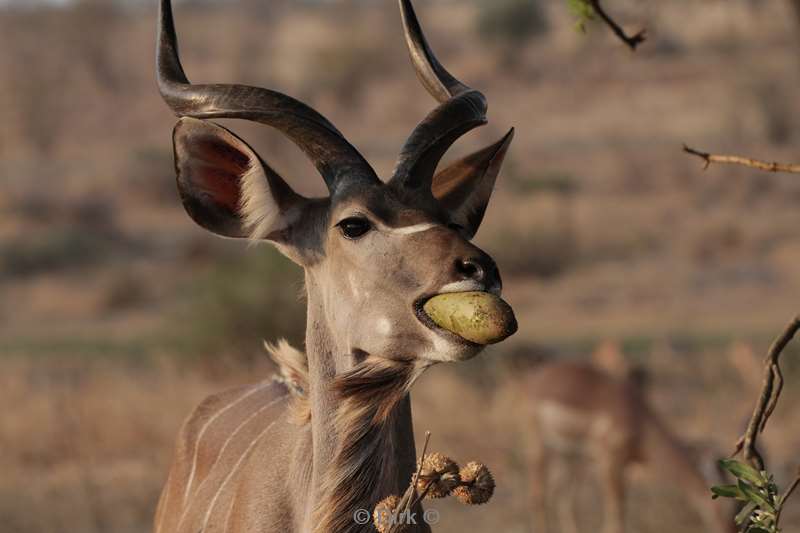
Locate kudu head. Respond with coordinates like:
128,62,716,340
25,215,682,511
157,0,516,367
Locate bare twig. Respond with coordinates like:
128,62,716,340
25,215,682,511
683,145,800,174
588,0,646,51
776,468,800,524
384,431,432,533
732,316,800,470
409,431,432,507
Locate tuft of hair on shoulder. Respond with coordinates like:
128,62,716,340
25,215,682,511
264,339,310,425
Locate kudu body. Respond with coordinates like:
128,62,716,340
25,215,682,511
152,1,515,532
524,360,734,533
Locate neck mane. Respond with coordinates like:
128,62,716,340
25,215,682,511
267,280,430,532
314,356,427,533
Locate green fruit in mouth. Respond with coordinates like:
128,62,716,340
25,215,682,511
422,291,517,345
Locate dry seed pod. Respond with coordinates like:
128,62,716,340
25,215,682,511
412,452,460,498
453,462,495,505
373,495,401,533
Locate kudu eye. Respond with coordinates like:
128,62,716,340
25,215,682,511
337,217,372,240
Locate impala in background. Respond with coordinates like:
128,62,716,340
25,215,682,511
524,358,736,533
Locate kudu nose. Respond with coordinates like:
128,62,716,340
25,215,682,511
455,255,501,289
456,258,484,280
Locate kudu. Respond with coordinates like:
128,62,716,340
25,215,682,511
524,359,735,533
153,1,515,532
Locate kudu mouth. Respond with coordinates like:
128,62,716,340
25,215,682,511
414,288,517,348
414,296,480,348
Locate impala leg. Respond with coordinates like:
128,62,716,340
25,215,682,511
598,454,626,533
529,436,550,533
550,456,579,533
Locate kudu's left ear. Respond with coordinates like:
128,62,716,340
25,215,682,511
432,128,514,239
172,117,307,242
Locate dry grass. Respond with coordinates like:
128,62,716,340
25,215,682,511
0,356,279,533
2,341,799,533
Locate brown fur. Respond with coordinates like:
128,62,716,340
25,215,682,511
153,381,296,533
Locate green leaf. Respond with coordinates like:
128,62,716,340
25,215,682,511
711,484,746,500
566,0,594,23
738,480,774,512
747,528,771,533
736,501,757,525
719,459,767,487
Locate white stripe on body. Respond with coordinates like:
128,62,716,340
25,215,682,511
176,394,286,532
182,383,272,506
200,421,278,532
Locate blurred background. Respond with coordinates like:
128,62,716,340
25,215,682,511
2,0,800,531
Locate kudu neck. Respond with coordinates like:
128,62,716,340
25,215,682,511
303,276,353,492
303,275,421,531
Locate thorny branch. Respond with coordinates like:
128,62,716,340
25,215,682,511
732,316,800,470
588,0,646,51
683,145,800,174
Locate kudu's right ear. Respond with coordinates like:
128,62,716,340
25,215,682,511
172,117,307,241
432,129,514,239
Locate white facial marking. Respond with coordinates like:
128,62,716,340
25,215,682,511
376,317,392,336
380,222,437,235
348,272,362,300
438,280,501,296
421,332,466,362
439,280,484,294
